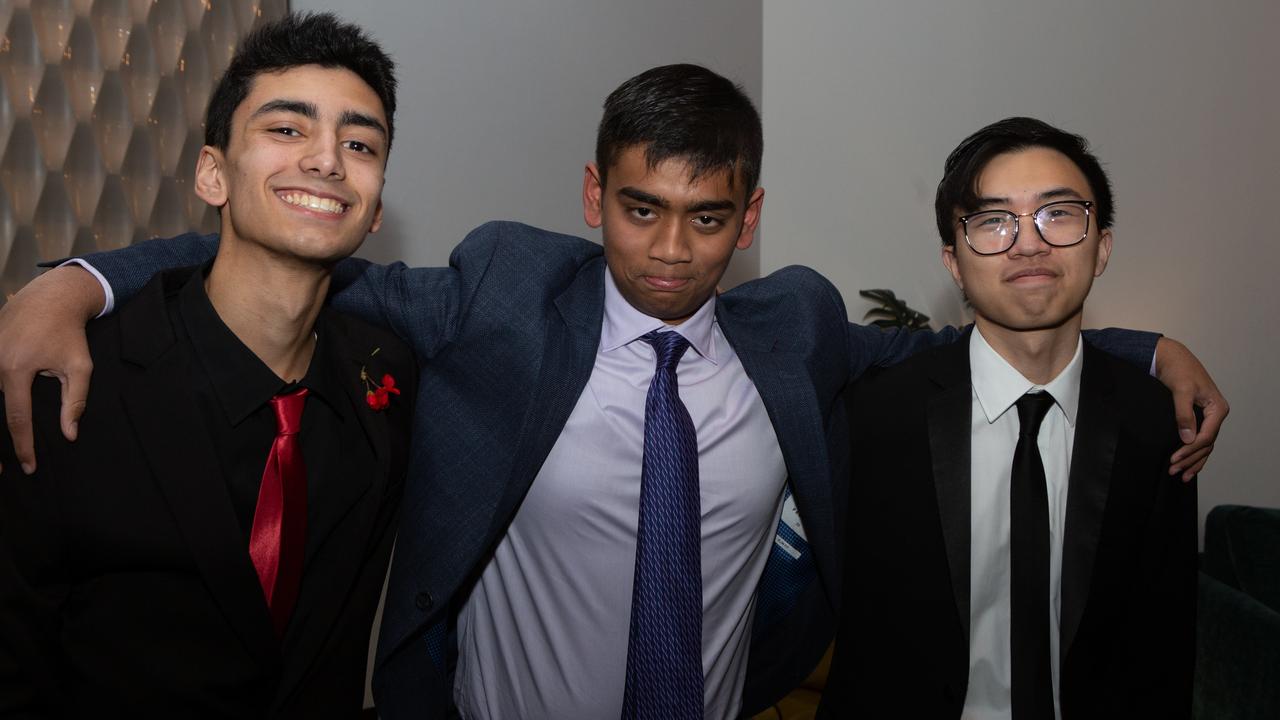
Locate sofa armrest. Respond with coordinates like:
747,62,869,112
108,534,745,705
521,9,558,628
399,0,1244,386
1194,572,1280,720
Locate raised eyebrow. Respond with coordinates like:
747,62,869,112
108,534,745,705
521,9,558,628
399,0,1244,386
338,110,388,140
251,99,318,120
618,187,668,208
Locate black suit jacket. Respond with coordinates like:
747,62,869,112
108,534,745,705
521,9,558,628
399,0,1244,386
0,269,416,718
821,335,1196,719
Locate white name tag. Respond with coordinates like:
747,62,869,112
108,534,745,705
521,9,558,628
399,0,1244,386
779,492,807,542
773,533,803,560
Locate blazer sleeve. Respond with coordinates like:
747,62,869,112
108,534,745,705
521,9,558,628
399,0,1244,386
844,321,1157,383
1134,449,1198,716
79,232,219,305
77,223,511,362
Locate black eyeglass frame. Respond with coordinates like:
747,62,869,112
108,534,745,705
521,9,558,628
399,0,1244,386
956,200,1095,256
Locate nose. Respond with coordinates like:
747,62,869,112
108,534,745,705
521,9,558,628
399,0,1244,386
301,134,344,179
1008,217,1050,258
649,219,693,264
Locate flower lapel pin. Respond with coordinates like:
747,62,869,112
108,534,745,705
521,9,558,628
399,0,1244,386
360,347,400,411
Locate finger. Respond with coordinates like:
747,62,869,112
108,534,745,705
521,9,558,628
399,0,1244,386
1171,387,1198,445
1170,399,1227,464
3,369,38,474
1170,445,1211,480
1183,455,1209,481
58,363,91,442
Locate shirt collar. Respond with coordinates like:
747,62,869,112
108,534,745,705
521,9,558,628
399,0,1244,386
598,266,719,364
969,325,1083,427
179,265,344,426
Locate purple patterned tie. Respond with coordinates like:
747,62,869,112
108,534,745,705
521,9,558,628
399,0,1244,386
621,330,702,719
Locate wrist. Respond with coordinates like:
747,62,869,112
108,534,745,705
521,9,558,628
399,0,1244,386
36,265,108,320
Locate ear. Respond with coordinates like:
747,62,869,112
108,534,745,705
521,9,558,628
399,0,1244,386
194,146,228,208
941,243,964,290
736,187,765,251
369,197,385,234
1093,227,1113,277
583,162,604,229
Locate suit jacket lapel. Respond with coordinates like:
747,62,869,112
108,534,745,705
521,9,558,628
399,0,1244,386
717,307,838,592
485,258,605,544
1060,344,1117,660
925,337,974,640
277,318,388,698
116,282,279,667
303,318,382,565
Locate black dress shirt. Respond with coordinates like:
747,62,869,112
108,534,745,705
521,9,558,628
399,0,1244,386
173,268,374,557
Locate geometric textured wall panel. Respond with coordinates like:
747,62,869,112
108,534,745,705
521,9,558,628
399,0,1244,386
0,0,288,302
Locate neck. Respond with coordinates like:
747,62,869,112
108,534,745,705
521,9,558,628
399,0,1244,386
204,240,330,382
974,313,1081,385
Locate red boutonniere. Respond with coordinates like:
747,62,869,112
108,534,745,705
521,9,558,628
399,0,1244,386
360,348,400,411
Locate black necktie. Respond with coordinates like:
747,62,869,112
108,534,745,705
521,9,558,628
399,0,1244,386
1011,391,1056,720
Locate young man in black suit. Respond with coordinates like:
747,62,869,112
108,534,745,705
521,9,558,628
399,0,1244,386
0,14,415,717
822,118,1197,719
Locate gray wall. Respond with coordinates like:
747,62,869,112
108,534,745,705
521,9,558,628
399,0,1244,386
761,0,1280,531
295,0,763,285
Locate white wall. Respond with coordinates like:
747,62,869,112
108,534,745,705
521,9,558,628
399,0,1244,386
294,0,763,285
762,0,1280,529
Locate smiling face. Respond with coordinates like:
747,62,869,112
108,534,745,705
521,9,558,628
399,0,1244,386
194,64,388,266
583,145,763,324
942,146,1112,336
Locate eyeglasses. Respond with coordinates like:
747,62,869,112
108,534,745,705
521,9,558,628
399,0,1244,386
957,200,1093,256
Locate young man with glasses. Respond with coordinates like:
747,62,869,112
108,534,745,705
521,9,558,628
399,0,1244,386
821,117,1196,719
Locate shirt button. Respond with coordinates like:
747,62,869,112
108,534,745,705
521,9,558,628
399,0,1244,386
415,592,433,611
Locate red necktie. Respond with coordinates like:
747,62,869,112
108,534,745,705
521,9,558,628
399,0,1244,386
249,387,309,637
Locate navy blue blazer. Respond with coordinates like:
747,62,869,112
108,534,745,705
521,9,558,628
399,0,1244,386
84,221,1158,718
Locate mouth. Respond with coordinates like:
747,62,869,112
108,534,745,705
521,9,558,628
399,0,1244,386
1005,267,1058,284
277,189,350,216
642,275,692,291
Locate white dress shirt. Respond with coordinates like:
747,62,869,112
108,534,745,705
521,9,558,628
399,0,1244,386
453,270,788,719
963,327,1083,720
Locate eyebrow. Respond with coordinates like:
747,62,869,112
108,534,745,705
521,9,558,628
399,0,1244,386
617,186,737,213
976,186,1087,207
338,109,389,139
251,99,388,139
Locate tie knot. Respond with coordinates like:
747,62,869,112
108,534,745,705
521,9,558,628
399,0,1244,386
270,387,309,436
1015,391,1056,439
642,330,691,372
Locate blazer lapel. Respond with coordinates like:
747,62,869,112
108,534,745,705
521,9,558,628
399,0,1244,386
302,319,382,565
276,318,389,698
925,338,974,640
1059,344,1117,661
116,285,279,667
717,308,838,593
485,258,606,548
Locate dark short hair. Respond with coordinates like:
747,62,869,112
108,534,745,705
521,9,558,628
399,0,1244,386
595,63,762,196
204,12,397,153
934,116,1114,246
